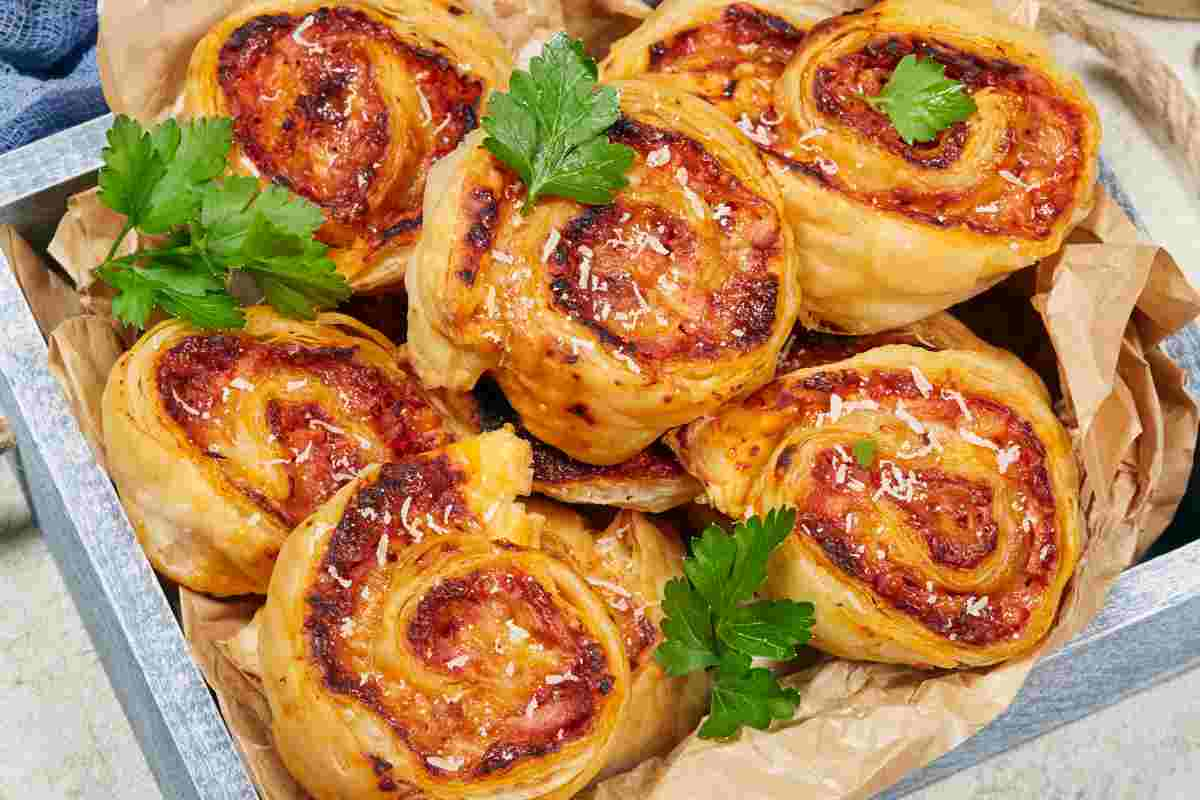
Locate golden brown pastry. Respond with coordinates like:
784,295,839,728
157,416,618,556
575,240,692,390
667,346,1082,668
474,377,701,512
407,79,800,465
260,429,633,799
603,0,1101,333
102,307,468,595
529,500,709,776
185,0,512,292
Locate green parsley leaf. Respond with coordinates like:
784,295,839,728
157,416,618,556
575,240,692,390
98,115,167,227
482,33,635,213
716,599,815,660
94,114,351,330
700,668,802,740
861,55,977,145
655,578,720,676
654,507,815,740
853,438,878,468
724,507,797,610
140,117,233,234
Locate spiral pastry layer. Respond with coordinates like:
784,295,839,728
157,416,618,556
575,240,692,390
530,500,710,776
668,345,1081,668
102,307,467,595
407,78,799,465
185,0,512,292
603,0,1101,333
260,429,633,799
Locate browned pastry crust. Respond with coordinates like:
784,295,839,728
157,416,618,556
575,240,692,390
603,0,1101,332
185,0,512,292
667,345,1082,668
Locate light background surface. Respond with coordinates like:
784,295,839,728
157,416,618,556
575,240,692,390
2,3,1199,798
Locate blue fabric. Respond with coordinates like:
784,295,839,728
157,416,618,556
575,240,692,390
0,0,109,154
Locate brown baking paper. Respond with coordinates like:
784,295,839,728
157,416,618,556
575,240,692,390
4,0,1185,799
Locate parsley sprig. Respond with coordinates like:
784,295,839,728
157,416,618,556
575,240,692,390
861,55,977,145
95,115,351,329
482,33,635,213
655,508,815,739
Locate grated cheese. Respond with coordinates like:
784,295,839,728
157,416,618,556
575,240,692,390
286,379,307,392
647,145,671,167
492,249,515,264
446,654,470,670
894,401,926,434
909,366,933,398
327,565,352,589
427,755,464,773
542,229,561,262
230,377,255,391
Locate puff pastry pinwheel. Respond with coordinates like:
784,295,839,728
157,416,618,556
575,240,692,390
667,346,1082,668
185,0,512,292
102,307,467,596
603,0,1101,333
260,429,633,800
529,500,709,776
474,378,701,512
407,79,800,465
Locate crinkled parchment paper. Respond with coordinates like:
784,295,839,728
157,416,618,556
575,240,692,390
2,0,1190,798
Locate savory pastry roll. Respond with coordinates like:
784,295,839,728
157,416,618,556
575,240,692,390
408,79,800,465
603,0,1101,333
667,346,1082,668
474,378,701,512
102,307,467,596
185,0,512,292
260,429,632,800
530,500,709,776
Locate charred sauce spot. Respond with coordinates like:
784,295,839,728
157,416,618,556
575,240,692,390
157,333,452,526
456,187,499,286
217,6,485,253
648,4,806,74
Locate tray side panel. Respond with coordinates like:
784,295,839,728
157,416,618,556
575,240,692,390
0,250,257,800
883,539,1200,798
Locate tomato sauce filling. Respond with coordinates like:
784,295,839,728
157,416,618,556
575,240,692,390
157,333,452,527
540,116,783,372
644,5,1091,240
218,6,484,253
762,368,1059,646
305,460,616,778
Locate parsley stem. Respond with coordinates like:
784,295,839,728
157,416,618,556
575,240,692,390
102,219,136,267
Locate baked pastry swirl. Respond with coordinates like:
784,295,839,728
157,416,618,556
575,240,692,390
185,0,512,292
668,346,1082,668
530,500,709,776
603,0,1101,333
102,307,466,595
407,79,800,465
260,429,633,799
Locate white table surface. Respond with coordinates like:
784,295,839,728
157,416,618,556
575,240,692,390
2,3,1199,798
